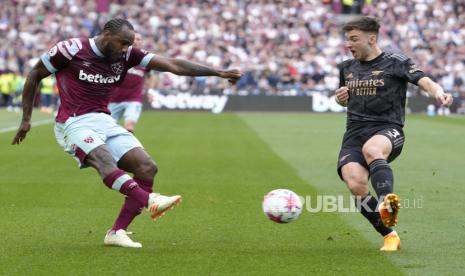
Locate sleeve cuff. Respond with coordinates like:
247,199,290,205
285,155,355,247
139,53,155,68
40,53,58,73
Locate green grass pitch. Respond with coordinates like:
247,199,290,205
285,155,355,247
0,110,464,275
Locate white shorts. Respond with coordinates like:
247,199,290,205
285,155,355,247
108,102,143,123
54,112,143,168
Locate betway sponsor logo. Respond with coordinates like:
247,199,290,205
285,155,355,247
78,70,121,84
148,90,228,113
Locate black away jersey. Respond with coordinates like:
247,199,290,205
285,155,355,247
338,52,426,126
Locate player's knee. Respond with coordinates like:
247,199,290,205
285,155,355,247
362,145,384,162
139,159,158,177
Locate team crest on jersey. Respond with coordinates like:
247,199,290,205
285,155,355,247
48,46,58,57
371,70,383,76
83,136,94,144
110,62,124,75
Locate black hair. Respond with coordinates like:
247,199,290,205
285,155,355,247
342,16,380,34
103,18,134,34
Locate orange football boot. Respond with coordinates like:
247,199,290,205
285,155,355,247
380,231,401,251
379,193,400,227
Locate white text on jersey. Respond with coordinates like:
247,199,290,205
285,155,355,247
78,70,121,84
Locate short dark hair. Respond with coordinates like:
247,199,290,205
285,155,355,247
103,18,134,34
342,16,380,34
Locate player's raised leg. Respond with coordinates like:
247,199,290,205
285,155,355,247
84,145,153,247
363,135,400,227
341,163,394,234
341,162,399,250
117,147,182,221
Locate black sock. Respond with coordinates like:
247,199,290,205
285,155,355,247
355,194,392,236
369,159,394,199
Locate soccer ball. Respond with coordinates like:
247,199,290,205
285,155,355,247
262,189,303,223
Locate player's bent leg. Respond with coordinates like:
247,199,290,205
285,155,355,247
109,154,147,232
85,145,157,247
85,145,150,207
117,147,182,221
362,135,400,226
362,135,394,198
341,162,394,240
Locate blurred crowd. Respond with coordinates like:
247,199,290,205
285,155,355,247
0,0,464,111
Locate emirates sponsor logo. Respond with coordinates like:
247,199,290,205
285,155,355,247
78,70,121,84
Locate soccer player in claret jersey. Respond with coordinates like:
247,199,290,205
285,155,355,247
12,18,241,248
108,32,151,133
335,16,453,251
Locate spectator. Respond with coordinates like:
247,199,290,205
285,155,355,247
0,0,463,100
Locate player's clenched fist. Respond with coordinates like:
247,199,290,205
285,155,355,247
436,93,453,107
335,86,349,107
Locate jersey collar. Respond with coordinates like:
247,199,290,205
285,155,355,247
89,38,105,58
360,52,385,65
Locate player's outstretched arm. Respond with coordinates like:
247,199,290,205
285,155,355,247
11,61,51,145
417,77,453,106
147,55,242,84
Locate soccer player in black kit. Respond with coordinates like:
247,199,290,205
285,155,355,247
335,16,453,251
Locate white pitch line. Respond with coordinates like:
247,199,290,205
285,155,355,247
0,119,54,133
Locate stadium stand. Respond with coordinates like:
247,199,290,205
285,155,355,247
0,0,463,106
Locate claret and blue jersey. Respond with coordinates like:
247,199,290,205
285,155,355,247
40,37,153,123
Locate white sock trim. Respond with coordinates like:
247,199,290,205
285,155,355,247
111,174,133,191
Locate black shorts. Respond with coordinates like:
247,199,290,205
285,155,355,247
337,122,405,180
